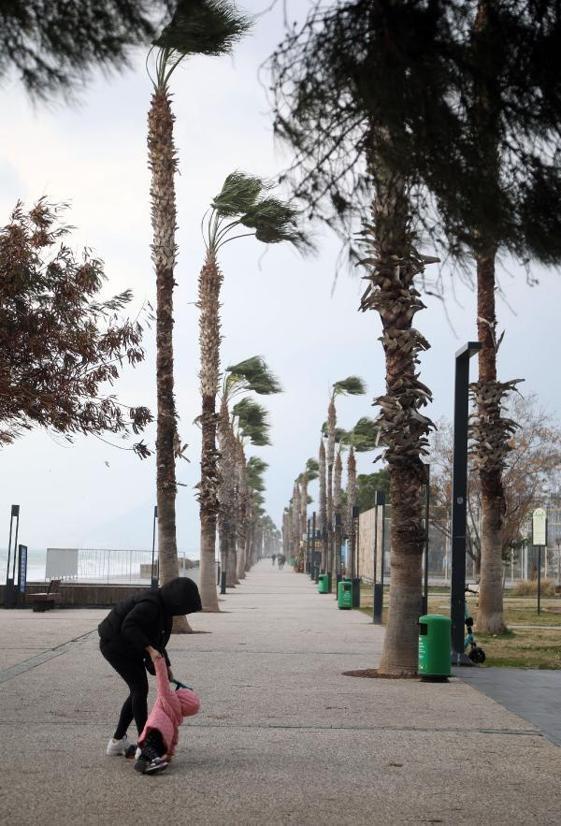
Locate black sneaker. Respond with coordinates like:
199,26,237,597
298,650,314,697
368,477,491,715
134,745,168,775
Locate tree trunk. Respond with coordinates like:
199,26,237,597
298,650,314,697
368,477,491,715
333,448,343,576
148,85,189,633
200,395,220,610
346,447,357,576
318,439,328,571
198,249,222,612
472,0,507,635
475,251,506,633
327,397,336,573
361,139,435,675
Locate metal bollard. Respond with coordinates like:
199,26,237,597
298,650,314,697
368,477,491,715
220,571,227,595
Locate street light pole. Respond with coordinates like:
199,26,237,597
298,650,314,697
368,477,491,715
451,342,481,665
150,505,158,589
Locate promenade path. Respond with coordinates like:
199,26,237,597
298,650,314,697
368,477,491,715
2,561,561,825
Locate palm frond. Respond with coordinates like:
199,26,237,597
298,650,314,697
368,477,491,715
225,356,282,395
333,376,367,397
212,172,266,217
351,417,379,452
305,457,319,480
247,455,269,490
154,0,251,57
248,455,268,474
233,397,271,445
240,197,313,252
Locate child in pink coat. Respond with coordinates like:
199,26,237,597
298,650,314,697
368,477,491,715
134,655,200,774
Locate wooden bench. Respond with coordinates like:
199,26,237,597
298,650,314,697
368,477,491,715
27,579,62,612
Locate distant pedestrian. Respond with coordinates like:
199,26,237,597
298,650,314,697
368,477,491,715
272,554,277,566
98,577,201,771
277,554,286,570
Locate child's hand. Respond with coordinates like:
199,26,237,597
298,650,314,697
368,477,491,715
146,645,162,663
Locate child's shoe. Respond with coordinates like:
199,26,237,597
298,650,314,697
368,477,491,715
106,735,128,756
134,745,168,775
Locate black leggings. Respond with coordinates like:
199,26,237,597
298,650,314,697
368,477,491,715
100,640,148,740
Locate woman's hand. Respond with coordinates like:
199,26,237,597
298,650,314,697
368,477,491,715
146,645,162,663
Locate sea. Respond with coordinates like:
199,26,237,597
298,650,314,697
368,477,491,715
0,547,200,585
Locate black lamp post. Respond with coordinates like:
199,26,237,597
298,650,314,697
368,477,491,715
4,505,20,609
451,342,481,665
372,491,386,624
150,505,158,589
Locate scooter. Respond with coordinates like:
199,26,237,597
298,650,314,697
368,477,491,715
465,586,486,664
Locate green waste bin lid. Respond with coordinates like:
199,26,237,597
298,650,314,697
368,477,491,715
418,614,450,624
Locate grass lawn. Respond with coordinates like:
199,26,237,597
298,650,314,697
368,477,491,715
358,591,561,669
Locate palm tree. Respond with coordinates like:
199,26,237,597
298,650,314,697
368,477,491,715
300,457,319,558
197,174,310,610
216,357,281,596
326,377,366,575
318,438,328,573
147,0,249,625
346,446,357,550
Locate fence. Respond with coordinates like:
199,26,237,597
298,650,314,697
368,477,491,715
45,548,198,584
356,506,561,587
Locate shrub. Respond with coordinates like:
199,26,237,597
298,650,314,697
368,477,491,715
512,579,557,597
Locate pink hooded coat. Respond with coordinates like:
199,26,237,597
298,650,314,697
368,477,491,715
139,657,200,758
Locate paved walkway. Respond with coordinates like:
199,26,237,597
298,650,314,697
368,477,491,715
2,562,561,825
457,666,561,748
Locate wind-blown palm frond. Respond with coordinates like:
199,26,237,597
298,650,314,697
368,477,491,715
154,0,251,57
233,397,271,445
240,197,312,251
305,457,319,480
247,455,268,491
351,417,379,452
212,172,265,217
204,171,313,253
333,376,367,397
225,356,282,396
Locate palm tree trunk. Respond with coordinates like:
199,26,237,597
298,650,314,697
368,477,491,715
327,398,336,573
319,439,328,571
346,447,357,576
474,250,506,633
148,86,189,633
361,144,435,675
198,249,222,612
218,399,232,588
333,448,343,577
471,0,508,635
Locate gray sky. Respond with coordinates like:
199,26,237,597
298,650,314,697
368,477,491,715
1,0,560,554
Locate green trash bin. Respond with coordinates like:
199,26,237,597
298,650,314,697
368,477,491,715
318,574,329,594
418,614,451,681
338,579,353,610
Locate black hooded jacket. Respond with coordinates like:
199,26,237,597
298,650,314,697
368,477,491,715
98,577,202,661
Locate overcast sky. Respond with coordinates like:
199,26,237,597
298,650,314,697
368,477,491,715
1,0,560,555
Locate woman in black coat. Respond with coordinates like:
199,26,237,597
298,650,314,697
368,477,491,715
99,577,202,756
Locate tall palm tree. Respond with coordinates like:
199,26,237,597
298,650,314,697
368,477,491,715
318,438,328,573
216,357,281,595
346,446,357,546
197,174,309,609
326,377,366,574
268,0,445,673
300,457,319,553
147,0,249,624
333,446,343,576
